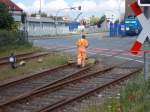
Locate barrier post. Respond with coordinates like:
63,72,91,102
143,7,149,80
144,51,149,80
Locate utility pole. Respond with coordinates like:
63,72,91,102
118,0,121,23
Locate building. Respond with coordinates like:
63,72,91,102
0,0,23,22
125,0,150,18
0,0,70,36
26,17,69,36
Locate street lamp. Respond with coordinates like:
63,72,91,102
55,6,81,36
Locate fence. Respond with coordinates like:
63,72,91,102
109,23,126,37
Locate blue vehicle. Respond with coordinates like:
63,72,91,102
124,16,142,36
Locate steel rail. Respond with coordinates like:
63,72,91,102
0,52,49,66
0,63,74,88
0,62,135,110
0,62,142,112
0,65,91,107
38,68,142,112
0,51,36,61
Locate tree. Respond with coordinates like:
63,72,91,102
90,16,100,26
115,19,119,24
31,13,36,17
31,12,47,17
0,3,15,30
41,13,47,17
97,15,106,27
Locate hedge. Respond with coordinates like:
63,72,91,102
0,30,31,49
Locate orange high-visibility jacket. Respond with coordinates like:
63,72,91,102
76,38,88,48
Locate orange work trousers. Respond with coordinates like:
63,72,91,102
77,47,87,67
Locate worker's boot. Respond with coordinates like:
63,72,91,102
77,58,82,68
81,61,85,68
77,64,81,68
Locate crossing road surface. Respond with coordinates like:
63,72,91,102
32,34,150,63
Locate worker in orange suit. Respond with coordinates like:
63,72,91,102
76,35,89,67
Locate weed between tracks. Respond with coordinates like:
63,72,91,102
0,53,67,80
80,71,150,112
0,45,41,57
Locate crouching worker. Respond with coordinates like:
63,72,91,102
76,35,89,67
9,53,16,69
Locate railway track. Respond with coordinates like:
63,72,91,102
0,62,105,105
0,61,142,112
0,52,49,66
0,52,35,61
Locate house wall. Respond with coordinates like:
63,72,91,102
9,11,22,22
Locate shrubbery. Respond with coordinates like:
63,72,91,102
0,3,32,50
0,3,16,31
82,73,150,112
0,30,32,50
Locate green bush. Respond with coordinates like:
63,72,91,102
0,30,32,50
81,73,150,112
0,3,16,31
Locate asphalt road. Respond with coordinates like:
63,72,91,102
32,34,150,64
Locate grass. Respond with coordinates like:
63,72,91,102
0,53,67,81
0,45,42,57
81,71,150,112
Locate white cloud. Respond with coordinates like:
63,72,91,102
46,0,69,11
17,2,26,10
16,0,125,18
73,1,97,12
73,0,124,16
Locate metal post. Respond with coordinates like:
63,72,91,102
143,6,149,80
144,7,149,19
112,15,114,37
55,10,59,36
118,0,121,23
117,0,121,37
39,0,42,37
25,16,28,41
144,52,149,80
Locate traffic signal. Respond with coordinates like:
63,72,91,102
138,0,150,6
78,6,81,10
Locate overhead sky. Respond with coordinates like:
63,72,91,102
12,0,125,19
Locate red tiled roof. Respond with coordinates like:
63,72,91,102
0,0,23,11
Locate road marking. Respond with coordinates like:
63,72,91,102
115,56,144,63
88,50,144,63
42,45,149,63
